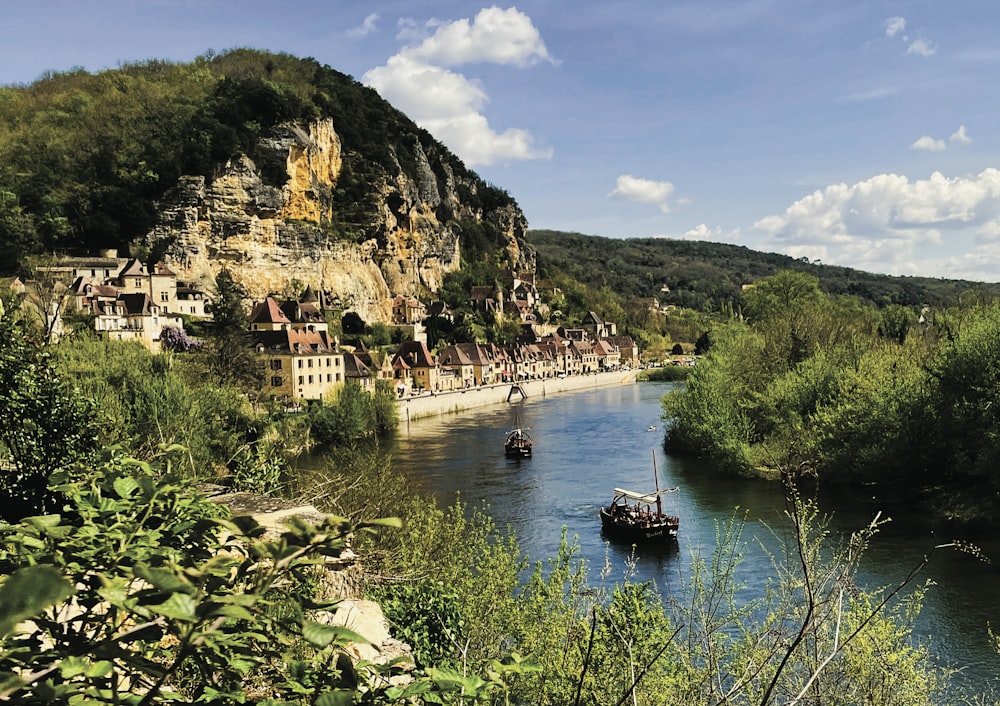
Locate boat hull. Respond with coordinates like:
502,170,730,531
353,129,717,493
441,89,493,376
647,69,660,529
505,444,532,458
599,508,679,544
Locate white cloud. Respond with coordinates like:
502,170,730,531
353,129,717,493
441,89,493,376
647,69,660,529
884,16,934,57
609,175,675,213
907,38,935,57
363,8,553,167
753,169,1000,276
347,13,379,38
911,135,946,152
677,223,741,243
400,7,552,68
885,16,906,38
977,218,1000,243
951,125,972,144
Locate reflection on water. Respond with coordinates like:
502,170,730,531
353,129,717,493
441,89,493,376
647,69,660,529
385,381,1000,693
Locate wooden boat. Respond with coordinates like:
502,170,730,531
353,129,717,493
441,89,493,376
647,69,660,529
599,453,679,543
504,426,532,457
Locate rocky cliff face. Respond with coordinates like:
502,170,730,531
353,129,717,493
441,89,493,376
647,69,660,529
146,118,531,323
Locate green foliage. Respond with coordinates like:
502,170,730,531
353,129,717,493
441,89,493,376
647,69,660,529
341,311,365,335
205,268,262,392
308,380,397,446
376,579,464,668
922,304,1000,521
0,308,100,519
661,271,1000,523
662,321,765,472
0,446,441,704
51,337,261,480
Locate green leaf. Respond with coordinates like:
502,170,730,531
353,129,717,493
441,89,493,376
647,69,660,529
208,604,254,621
86,660,115,678
133,564,195,594
150,593,198,622
301,621,369,649
59,655,88,678
315,690,357,706
0,566,74,636
113,476,141,498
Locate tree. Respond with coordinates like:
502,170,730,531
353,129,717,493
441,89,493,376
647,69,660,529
0,306,100,520
341,311,365,335
204,268,261,392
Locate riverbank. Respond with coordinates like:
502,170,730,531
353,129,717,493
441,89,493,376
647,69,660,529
396,370,639,421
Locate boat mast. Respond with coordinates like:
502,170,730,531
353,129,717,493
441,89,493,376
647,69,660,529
652,450,663,517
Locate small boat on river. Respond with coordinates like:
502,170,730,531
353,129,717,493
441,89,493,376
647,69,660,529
504,425,532,458
600,453,679,543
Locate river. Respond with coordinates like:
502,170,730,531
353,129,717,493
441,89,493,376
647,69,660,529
386,380,1000,696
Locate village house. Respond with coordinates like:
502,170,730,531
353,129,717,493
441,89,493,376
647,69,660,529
581,311,617,340
391,294,426,325
343,351,375,394
90,291,185,351
437,343,477,390
390,340,439,395
607,335,639,369
248,296,344,402
116,259,177,312
592,339,622,370
175,283,210,317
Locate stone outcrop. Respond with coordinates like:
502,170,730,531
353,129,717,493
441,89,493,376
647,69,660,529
145,118,532,324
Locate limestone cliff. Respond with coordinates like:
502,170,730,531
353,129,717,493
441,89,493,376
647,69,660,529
146,118,532,323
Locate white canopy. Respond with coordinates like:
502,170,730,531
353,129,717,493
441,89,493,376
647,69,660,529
613,487,679,504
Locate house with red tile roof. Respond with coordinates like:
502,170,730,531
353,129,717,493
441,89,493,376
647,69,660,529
249,296,344,401
592,339,622,370
391,340,439,394
437,343,477,390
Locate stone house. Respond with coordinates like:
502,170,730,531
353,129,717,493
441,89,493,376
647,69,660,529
581,311,617,340
607,335,639,368
391,294,426,325
437,343,477,390
391,340,439,394
248,296,344,402
592,339,622,370
117,259,178,314
92,292,184,351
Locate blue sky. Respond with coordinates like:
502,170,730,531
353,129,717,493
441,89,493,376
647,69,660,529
3,1,1000,281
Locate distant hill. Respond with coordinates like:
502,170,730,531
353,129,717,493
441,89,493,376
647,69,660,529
527,230,1000,311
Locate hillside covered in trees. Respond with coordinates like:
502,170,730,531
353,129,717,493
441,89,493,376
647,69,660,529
528,229,1000,313
0,49,518,276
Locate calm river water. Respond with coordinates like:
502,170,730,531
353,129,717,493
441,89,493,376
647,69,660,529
386,380,1000,695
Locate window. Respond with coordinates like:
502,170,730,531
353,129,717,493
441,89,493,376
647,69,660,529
336,373,341,382
326,374,331,382
271,376,282,387
308,359,314,368
297,376,304,385
297,360,303,369
308,375,314,384
135,279,142,288
160,291,168,302
270,359,282,370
